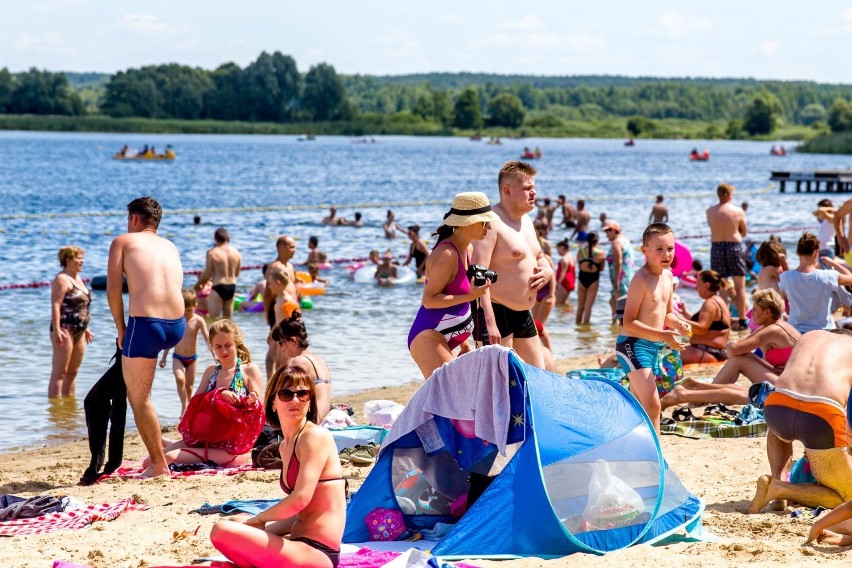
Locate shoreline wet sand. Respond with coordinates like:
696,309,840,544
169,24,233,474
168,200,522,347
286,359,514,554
2,353,845,567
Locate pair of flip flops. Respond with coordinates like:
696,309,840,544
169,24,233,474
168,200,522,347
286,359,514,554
701,403,739,421
669,406,697,423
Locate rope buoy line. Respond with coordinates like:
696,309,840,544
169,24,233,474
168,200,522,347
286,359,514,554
0,255,402,292
0,200,453,221
678,225,817,241
0,185,777,221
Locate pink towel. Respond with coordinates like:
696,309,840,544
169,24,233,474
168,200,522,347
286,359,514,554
340,547,401,568
339,547,479,568
0,498,147,536
95,462,261,483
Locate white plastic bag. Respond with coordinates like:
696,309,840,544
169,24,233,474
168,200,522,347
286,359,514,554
582,459,645,530
363,400,404,428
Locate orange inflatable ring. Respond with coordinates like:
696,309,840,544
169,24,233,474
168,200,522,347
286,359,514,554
296,282,326,296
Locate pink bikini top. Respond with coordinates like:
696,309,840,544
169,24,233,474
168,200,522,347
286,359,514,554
764,345,794,368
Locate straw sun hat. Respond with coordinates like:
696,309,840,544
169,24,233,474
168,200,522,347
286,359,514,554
442,192,499,227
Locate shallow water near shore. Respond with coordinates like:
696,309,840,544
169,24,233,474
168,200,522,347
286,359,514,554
0,131,846,452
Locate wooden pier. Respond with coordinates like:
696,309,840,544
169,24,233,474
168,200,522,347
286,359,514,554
771,170,852,193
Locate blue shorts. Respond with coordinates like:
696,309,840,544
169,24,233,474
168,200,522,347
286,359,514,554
615,335,660,374
575,231,588,243
123,316,186,359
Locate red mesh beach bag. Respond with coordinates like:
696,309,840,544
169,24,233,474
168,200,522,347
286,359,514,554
178,388,265,455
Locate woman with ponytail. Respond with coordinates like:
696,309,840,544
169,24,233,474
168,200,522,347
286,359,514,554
575,231,606,325
273,311,333,422
407,192,498,378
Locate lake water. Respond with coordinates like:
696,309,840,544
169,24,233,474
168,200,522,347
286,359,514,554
0,131,847,453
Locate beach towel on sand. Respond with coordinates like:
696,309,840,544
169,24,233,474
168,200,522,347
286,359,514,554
0,498,146,536
94,462,260,483
661,419,766,439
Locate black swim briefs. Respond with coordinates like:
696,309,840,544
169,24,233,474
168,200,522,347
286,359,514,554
211,283,237,301
475,301,538,342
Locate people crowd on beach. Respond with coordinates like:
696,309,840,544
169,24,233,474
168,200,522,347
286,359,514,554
42,153,852,562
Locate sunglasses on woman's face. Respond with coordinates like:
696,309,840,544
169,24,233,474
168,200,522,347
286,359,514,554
481,221,491,230
277,388,311,402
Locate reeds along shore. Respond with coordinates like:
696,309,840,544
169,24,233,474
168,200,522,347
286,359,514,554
0,353,840,568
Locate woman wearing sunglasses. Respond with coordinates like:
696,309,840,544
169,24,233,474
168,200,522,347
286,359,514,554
272,312,332,423
211,366,346,568
145,319,263,469
407,192,499,378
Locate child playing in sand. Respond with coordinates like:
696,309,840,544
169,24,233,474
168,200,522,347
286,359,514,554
616,223,692,432
375,250,398,285
267,266,299,325
159,289,212,417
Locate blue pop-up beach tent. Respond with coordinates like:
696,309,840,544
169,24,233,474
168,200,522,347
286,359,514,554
343,346,703,558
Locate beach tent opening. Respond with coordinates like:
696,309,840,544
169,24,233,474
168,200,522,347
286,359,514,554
343,346,702,557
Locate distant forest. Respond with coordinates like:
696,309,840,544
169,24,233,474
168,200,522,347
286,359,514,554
2,52,852,141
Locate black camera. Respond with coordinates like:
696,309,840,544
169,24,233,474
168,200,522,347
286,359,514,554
467,264,498,286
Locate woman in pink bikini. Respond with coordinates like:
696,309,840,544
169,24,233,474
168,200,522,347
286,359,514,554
661,288,799,410
144,319,263,468
210,366,346,568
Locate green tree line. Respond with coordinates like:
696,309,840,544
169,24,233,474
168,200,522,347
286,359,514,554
2,53,852,137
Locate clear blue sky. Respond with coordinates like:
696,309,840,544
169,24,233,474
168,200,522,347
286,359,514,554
3,0,852,82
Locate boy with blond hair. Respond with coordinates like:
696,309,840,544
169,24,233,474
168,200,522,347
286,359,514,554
159,289,211,417
616,223,692,432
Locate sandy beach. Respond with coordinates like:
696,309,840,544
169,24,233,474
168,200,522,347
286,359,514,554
1,353,848,568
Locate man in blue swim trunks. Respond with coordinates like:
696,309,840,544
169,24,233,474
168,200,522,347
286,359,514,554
108,197,186,478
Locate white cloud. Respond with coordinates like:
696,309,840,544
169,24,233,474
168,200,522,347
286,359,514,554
658,11,711,38
12,32,78,58
759,41,781,56
441,13,467,26
32,0,91,13
120,13,189,36
469,31,604,53
498,16,545,32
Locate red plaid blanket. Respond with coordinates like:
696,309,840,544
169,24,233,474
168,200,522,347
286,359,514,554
0,498,147,536
95,462,262,482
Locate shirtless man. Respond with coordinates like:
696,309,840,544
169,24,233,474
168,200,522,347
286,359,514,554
195,228,241,319
649,195,669,224
107,197,185,478
833,198,852,255
472,161,553,368
571,199,591,242
706,183,748,329
748,329,852,514
321,207,343,226
557,195,577,229
264,236,298,378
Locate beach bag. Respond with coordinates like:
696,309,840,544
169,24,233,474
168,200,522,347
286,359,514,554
364,400,404,428
655,346,683,397
582,460,645,531
178,388,265,455
365,507,406,541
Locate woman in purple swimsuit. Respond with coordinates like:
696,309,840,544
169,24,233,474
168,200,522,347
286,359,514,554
407,192,498,378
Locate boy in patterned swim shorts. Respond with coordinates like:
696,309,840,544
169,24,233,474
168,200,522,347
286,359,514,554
615,223,692,432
